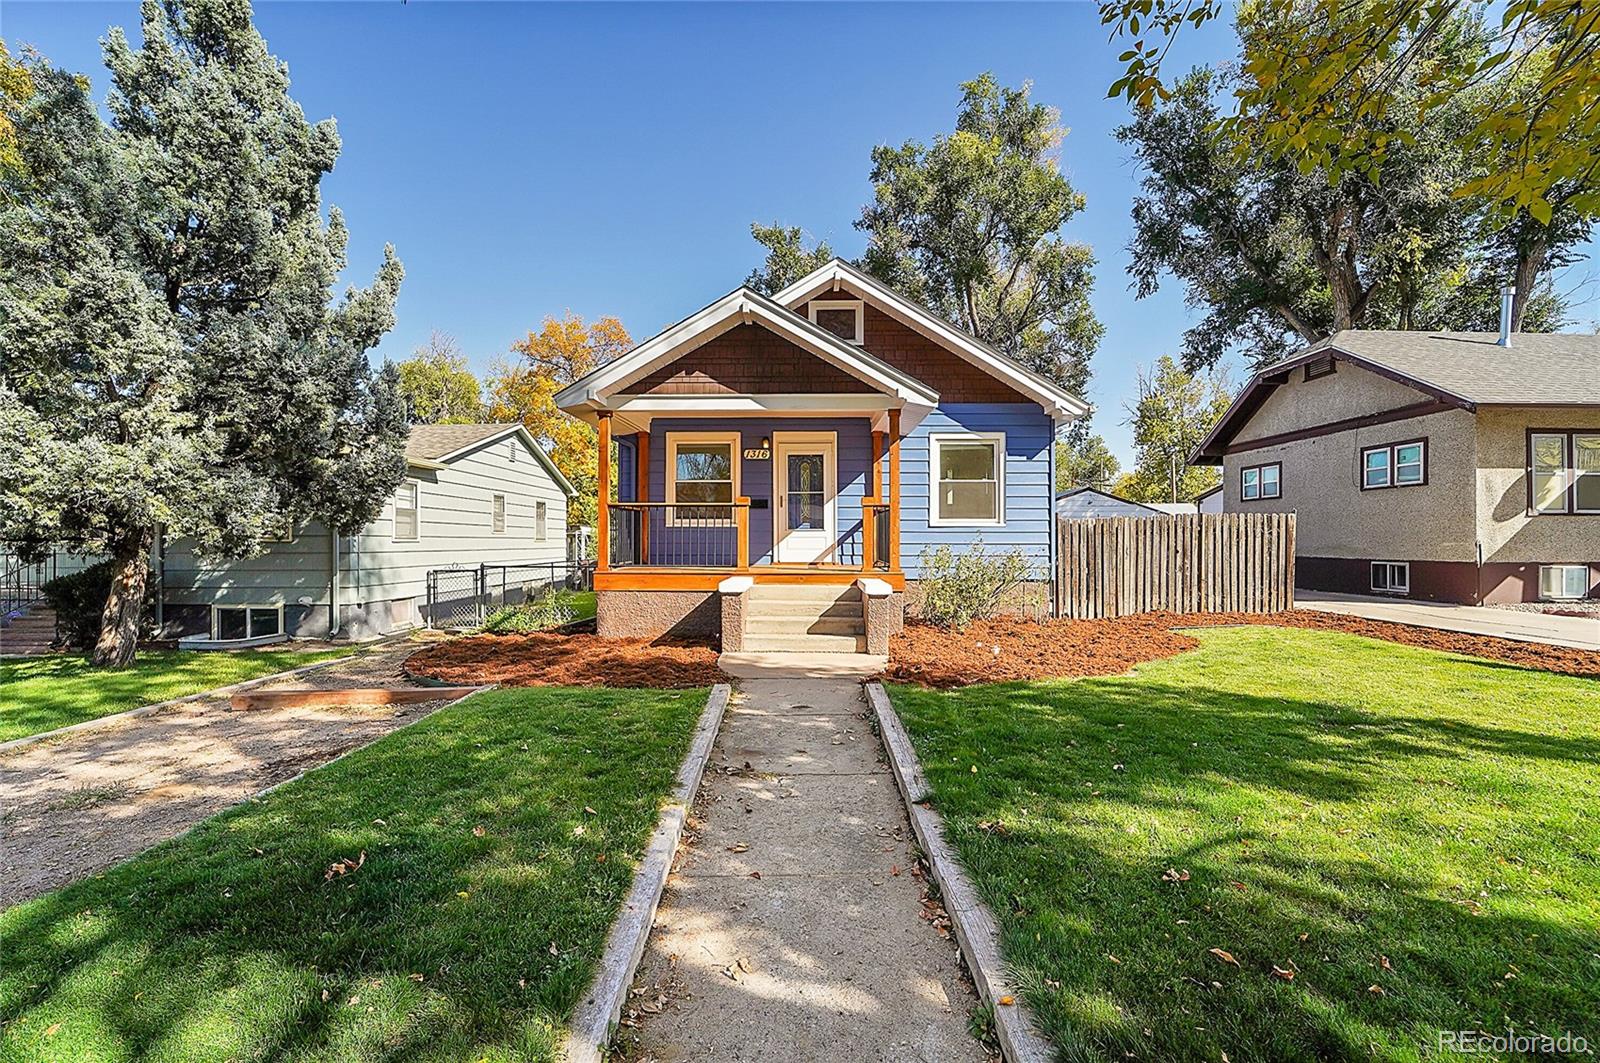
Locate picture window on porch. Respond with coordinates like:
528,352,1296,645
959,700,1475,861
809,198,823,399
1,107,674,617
929,433,1004,526
667,432,740,524
808,300,865,345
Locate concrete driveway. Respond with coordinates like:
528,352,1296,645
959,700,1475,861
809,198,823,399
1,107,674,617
1297,591,1600,651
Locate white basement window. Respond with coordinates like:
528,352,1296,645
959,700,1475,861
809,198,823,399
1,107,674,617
808,300,865,345
393,481,420,542
213,604,283,640
492,493,506,534
1371,561,1409,595
1540,564,1590,601
667,432,739,524
929,433,1004,526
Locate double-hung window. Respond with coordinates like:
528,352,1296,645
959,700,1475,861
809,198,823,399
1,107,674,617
929,433,1004,526
491,493,506,534
667,433,739,524
536,501,548,541
1361,439,1426,490
1530,430,1600,514
393,481,420,542
1240,462,1281,501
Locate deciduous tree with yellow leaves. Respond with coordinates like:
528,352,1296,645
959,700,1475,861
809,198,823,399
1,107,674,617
486,313,631,529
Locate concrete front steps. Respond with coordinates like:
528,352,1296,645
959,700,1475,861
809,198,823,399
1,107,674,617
742,585,866,653
1,606,59,656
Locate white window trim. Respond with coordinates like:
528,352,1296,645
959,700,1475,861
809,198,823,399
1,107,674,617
807,299,865,345
393,480,421,543
211,602,285,640
491,493,506,535
666,431,741,527
1240,462,1280,501
1531,431,1572,515
1370,561,1410,595
928,431,1006,528
1540,564,1589,601
536,500,548,541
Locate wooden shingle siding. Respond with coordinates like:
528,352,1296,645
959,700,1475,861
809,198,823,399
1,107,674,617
899,404,1053,578
800,302,1032,404
630,324,873,395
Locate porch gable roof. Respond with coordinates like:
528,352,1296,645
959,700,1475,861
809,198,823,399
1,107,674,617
554,286,939,422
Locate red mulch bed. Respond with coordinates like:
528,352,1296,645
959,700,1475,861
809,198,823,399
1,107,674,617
405,632,723,688
886,609,1600,687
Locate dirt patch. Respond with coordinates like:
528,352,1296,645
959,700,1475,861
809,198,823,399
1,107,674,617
0,640,460,907
886,610,1600,687
405,632,724,688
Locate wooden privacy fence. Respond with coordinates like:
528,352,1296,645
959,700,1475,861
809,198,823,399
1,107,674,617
1056,512,1296,619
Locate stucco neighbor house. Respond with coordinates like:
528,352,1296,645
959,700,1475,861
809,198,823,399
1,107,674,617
1193,329,1600,605
553,259,1089,652
157,423,574,641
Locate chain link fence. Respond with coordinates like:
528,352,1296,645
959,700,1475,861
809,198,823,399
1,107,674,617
424,559,594,630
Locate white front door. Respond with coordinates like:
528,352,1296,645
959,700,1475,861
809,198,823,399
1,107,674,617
773,433,837,563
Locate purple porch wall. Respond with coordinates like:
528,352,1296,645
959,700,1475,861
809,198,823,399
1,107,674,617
644,417,874,566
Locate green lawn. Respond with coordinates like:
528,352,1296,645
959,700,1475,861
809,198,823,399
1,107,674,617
889,627,1600,1062
0,685,706,1062
0,648,350,743
568,590,597,622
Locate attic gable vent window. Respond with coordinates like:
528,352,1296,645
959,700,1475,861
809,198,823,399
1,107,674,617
808,300,864,345
1304,355,1336,381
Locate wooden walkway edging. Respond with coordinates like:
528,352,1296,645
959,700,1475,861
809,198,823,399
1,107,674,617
866,682,1053,1063
562,682,732,1063
1056,512,1296,619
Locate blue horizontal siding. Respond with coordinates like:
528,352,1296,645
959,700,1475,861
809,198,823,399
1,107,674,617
645,417,873,566
900,404,1054,579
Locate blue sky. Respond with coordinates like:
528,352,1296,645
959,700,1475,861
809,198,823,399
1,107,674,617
6,1,1597,470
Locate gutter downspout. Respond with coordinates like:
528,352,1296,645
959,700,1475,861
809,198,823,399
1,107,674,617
329,528,341,639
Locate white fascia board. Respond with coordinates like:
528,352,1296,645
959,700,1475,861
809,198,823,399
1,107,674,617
773,260,1091,419
556,287,939,411
605,394,913,414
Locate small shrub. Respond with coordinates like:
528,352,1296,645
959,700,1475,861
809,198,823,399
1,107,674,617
916,540,1035,630
40,561,157,649
482,589,581,634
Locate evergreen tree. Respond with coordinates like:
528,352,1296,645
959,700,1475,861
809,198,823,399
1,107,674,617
0,0,406,667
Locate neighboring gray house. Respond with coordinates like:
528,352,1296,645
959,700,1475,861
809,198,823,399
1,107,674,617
1193,328,1600,604
1056,486,1165,519
1196,484,1223,514
159,423,574,640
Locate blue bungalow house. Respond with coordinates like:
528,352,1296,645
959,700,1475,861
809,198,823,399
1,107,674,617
554,260,1087,653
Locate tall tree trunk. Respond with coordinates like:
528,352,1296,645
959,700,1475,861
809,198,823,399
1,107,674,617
1510,234,1547,332
92,526,154,669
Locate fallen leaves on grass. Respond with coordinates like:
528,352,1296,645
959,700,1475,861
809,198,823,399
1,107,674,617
1161,868,1191,883
1271,965,1295,981
323,851,365,882
1208,948,1241,968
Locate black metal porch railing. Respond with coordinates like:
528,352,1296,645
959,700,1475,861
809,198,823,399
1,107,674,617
608,501,750,569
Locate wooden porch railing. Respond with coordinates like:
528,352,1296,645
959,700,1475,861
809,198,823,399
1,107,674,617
608,499,752,570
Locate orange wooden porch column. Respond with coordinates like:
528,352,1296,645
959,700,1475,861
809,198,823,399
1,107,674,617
888,409,902,572
596,412,612,572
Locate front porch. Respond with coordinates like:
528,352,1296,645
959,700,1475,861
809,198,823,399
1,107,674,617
593,409,908,593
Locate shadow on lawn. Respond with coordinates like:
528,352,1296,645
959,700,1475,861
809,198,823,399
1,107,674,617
896,643,1600,1061
0,687,703,1063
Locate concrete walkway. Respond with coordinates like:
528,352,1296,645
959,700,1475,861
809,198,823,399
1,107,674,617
619,660,985,1062
1298,591,1600,650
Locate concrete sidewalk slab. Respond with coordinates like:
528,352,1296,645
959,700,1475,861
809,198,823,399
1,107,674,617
618,674,986,1062
717,651,887,679
1298,590,1600,650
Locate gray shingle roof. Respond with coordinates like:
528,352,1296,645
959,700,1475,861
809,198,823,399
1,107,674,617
405,423,518,461
1276,330,1600,405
